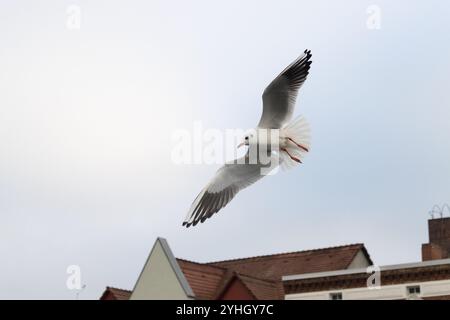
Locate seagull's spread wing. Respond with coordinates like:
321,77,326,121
183,157,269,227
258,50,312,129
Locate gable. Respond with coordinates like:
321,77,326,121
219,277,256,300
130,238,194,300
347,249,372,269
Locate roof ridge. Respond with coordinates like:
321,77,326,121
176,257,206,265
207,243,364,265
176,258,228,271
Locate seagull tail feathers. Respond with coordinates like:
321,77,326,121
280,116,311,170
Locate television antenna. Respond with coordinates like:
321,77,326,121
442,204,450,217
428,204,450,219
76,284,87,300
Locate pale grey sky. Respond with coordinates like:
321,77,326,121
1,1,449,299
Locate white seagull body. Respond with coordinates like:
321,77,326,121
183,50,313,227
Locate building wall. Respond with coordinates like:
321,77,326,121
427,218,450,257
130,240,190,300
422,243,448,261
285,279,450,300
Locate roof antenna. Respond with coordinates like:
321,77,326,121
442,203,450,218
76,284,87,300
429,204,442,220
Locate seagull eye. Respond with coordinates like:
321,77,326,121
245,136,248,140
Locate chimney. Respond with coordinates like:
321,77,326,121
422,217,450,261
422,243,448,261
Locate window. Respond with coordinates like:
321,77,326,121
329,292,343,300
407,285,421,295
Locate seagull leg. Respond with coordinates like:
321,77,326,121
281,148,302,163
288,138,309,152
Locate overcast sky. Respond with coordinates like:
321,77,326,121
1,1,450,299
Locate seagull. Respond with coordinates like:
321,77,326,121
183,50,313,227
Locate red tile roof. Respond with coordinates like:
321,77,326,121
179,243,369,299
101,243,370,300
233,274,284,300
208,243,370,280
99,286,131,300
176,259,228,300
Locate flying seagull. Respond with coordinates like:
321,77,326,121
183,50,312,227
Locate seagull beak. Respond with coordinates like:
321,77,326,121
237,142,245,149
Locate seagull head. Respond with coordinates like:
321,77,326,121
237,132,255,148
